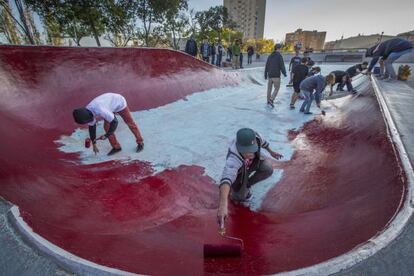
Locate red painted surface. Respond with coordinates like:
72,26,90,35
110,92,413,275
0,46,405,275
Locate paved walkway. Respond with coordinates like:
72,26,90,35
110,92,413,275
0,199,68,276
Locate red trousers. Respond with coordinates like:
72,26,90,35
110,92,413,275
104,107,143,149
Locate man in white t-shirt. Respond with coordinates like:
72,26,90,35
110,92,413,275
73,93,144,156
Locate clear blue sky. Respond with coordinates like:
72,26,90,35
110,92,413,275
189,0,414,42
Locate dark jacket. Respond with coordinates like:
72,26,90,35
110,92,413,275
185,39,198,56
289,56,302,71
305,57,315,68
264,51,287,78
367,38,413,71
300,74,326,94
210,44,216,55
247,46,254,56
292,64,309,84
346,64,363,78
331,70,347,84
200,42,211,58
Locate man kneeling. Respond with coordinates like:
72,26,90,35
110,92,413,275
217,128,283,225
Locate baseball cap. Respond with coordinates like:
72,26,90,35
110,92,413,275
236,128,258,153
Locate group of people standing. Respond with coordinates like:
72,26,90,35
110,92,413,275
185,36,225,67
185,36,255,69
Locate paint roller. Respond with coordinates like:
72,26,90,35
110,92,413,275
203,218,244,258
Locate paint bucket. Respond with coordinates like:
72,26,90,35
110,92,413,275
85,138,91,148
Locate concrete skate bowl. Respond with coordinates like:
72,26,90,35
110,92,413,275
0,46,407,275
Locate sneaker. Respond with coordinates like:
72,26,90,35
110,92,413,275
267,100,274,108
304,111,313,115
137,143,144,152
290,105,295,109
299,109,305,112
107,147,122,156
377,75,389,80
351,89,358,94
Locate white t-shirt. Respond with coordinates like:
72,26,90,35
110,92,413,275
86,93,127,126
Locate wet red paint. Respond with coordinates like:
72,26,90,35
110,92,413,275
0,46,405,275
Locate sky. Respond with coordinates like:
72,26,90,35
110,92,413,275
189,0,414,42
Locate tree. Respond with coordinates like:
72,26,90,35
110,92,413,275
43,13,63,46
220,27,242,47
0,1,21,44
136,0,187,47
195,6,236,43
162,0,188,50
27,0,106,46
101,0,138,47
0,0,37,44
254,39,275,54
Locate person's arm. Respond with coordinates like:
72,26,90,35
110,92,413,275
264,146,283,159
217,155,241,226
367,56,380,72
89,124,97,143
217,184,230,228
264,57,269,79
104,116,118,138
289,58,293,71
257,133,283,159
88,124,99,154
316,79,325,103
185,41,189,53
280,56,287,77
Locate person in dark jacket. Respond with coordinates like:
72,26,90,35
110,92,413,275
247,45,254,64
290,58,309,109
346,62,368,78
200,38,211,62
216,42,224,67
210,42,216,65
300,73,335,114
304,50,315,70
328,70,356,95
264,43,287,108
288,50,302,85
366,38,413,81
184,35,198,57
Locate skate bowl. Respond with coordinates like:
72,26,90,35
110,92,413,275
0,46,411,275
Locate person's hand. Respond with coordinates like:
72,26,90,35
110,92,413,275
283,74,287,78
217,205,228,230
270,151,283,160
264,75,267,80
92,144,99,155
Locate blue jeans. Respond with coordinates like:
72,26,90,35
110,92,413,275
300,90,314,113
385,49,413,79
216,53,222,67
211,55,216,65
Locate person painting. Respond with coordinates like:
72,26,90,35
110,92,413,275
365,38,413,81
217,128,283,225
290,57,309,109
300,73,335,114
72,93,144,156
